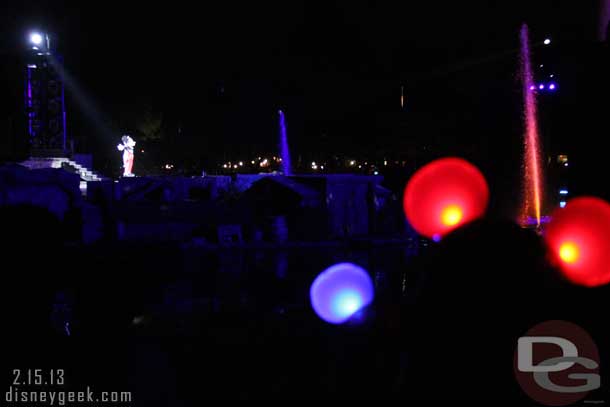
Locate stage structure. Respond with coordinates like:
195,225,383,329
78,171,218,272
24,32,68,156
20,31,107,191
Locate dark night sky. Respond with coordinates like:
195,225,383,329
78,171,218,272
1,1,607,201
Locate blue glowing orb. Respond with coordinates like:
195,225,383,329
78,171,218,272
310,262,374,324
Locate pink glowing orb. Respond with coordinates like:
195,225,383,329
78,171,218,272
544,197,610,287
403,157,489,239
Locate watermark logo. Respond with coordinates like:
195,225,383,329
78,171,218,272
514,320,601,406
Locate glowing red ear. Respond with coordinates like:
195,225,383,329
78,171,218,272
544,197,610,287
403,157,489,239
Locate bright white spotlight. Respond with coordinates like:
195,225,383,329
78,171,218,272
544,38,551,45
30,33,43,45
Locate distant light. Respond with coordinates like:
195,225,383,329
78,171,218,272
539,84,545,90
544,38,551,45
233,164,238,169
549,83,556,90
310,262,374,324
251,160,255,164
349,160,356,166
540,64,544,68
222,164,227,168
564,162,569,167
383,160,387,166
560,201,567,208
30,33,43,45
27,64,37,69
559,242,580,264
320,165,325,170
373,171,379,175
529,85,536,90
560,189,569,195
239,161,243,166
550,74,554,78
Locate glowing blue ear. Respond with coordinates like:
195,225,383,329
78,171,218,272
310,263,374,324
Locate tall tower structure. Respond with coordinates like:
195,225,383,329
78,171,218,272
25,32,68,156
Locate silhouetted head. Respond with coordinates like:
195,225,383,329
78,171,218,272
0,205,64,335
402,218,565,403
412,218,558,312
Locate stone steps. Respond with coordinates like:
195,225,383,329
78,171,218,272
21,157,108,182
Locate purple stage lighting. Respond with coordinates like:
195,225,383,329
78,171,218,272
549,83,556,90
529,85,536,91
310,262,374,324
539,84,545,90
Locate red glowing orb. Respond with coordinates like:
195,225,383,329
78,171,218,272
403,157,489,238
544,197,610,287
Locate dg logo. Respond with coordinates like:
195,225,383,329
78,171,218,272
514,320,601,406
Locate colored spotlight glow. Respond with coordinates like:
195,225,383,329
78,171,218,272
544,197,610,287
529,85,536,91
403,157,489,238
559,242,580,264
539,84,545,90
549,83,556,90
310,263,374,324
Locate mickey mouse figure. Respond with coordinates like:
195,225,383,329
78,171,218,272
117,135,136,177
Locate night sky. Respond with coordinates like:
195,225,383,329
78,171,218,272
1,1,608,210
